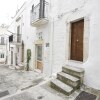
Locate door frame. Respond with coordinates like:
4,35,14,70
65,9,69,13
35,43,44,72
70,19,84,62
65,16,90,63
11,48,13,65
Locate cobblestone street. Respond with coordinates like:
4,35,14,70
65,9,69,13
0,0,100,99
0,64,44,94
0,65,100,100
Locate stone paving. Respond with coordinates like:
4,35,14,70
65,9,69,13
0,64,44,95
0,64,100,100
1,80,100,100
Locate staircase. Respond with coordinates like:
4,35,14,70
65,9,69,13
51,65,84,96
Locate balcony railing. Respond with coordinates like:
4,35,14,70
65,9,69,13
31,1,49,26
9,34,22,44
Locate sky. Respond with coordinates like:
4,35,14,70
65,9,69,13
0,0,27,26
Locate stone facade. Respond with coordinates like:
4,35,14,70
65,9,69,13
7,0,100,90
0,26,8,63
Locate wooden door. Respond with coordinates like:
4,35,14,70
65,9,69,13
36,45,43,72
22,42,24,62
70,19,84,61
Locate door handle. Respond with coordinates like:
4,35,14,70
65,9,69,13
76,39,79,42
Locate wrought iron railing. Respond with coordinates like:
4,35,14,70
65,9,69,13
31,1,49,22
9,34,21,43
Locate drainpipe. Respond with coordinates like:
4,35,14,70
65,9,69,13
49,0,55,76
50,17,55,75
52,18,54,75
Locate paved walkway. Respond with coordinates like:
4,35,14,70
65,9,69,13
1,80,73,100
0,64,100,100
0,64,44,94
1,80,100,100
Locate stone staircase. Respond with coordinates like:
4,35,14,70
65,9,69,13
51,65,84,96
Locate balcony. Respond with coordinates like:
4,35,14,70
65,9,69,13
9,34,22,45
31,1,49,27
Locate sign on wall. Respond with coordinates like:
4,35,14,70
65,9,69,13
46,43,49,47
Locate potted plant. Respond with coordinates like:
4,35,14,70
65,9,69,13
26,49,31,71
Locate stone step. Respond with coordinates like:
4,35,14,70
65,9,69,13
51,79,73,96
62,65,84,78
57,72,80,88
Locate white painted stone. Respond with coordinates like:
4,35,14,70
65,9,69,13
7,0,100,90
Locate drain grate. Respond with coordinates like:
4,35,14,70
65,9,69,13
33,78,44,85
75,91,97,100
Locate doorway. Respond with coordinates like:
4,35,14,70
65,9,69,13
70,19,84,61
36,44,43,72
11,51,13,65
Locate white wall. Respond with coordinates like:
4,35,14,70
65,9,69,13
0,28,8,63
7,0,100,90
50,0,100,90
83,0,100,89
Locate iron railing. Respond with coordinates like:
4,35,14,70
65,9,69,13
31,1,49,22
9,34,21,43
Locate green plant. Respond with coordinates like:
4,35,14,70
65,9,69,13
26,49,31,71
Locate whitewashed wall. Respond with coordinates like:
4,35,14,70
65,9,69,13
50,0,100,90
8,0,100,90
0,28,8,63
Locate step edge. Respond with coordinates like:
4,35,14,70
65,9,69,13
57,72,79,82
62,66,84,73
51,79,73,92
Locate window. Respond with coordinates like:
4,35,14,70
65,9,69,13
1,37,4,44
18,48,19,52
17,26,20,34
17,26,21,42
9,35,13,42
0,53,4,58
2,54,4,58
37,45,42,61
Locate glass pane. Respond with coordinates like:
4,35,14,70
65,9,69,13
1,37,4,44
37,45,42,61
